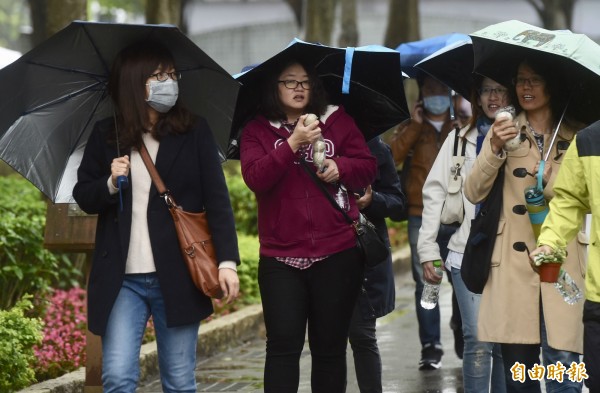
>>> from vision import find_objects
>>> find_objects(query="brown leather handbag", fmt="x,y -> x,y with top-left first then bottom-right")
139,143 -> 223,299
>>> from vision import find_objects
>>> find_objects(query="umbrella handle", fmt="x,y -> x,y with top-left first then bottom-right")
536,160 -> 545,193
117,175 -> 128,212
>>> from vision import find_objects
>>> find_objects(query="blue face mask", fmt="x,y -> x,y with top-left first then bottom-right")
423,95 -> 451,115
146,79 -> 179,113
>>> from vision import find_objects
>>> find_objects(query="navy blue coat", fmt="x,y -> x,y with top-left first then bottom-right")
73,117 -> 240,335
357,137 -> 406,319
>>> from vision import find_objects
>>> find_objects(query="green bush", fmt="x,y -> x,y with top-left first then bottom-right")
0,295 -> 43,392
206,234 -> 260,321
236,234 -> 260,304
224,161 -> 258,236
0,176 -> 82,309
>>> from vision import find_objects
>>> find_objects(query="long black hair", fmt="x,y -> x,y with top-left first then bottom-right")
108,39 -> 193,150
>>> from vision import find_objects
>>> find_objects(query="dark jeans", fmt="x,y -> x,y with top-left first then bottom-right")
348,300 -> 381,393
583,300 -> 600,392
258,247 -> 364,393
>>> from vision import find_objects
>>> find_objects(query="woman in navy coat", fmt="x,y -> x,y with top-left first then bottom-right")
73,40 -> 240,393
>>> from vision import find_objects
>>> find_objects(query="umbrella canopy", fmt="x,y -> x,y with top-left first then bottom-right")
396,33 -> 470,78
228,38 -> 409,159
0,21 -> 239,203
470,19 -> 600,125
414,38 -> 474,99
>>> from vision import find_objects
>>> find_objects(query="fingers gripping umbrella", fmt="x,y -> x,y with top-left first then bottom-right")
470,19 -> 600,125
0,21 -> 240,203
414,38 -> 474,100
396,33 -> 470,78
228,38 -> 410,159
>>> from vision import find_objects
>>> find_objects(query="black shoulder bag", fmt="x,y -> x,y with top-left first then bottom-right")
461,164 -> 505,294
300,160 -> 389,267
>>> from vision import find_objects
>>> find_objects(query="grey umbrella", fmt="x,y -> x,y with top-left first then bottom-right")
0,21 -> 239,203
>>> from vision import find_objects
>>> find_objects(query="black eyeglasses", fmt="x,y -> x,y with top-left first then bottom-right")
149,71 -> 181,82
278,80 -> 311,90
479,87 -> 508,97
512,76 -> 544,87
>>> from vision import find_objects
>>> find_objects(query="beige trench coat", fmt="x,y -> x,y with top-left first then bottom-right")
464,112 -> 586,353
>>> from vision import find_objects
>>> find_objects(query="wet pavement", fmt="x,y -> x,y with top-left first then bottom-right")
137,268 -> 465,392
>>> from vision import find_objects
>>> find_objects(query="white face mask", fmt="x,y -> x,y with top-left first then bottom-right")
146,79 -> 179,113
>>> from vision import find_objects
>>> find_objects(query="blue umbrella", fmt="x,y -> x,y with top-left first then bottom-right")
396,33 -> 470,77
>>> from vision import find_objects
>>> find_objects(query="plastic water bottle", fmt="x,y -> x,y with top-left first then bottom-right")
554,269 -> 583,305
421,260 -> 443,310
334,184 -> 350,212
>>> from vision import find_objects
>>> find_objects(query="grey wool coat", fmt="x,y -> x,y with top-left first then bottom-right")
464,111 -> 585,353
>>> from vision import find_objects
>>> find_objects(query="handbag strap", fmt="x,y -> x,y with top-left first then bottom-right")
299,159 -> 354,225
138,142 -> 178,207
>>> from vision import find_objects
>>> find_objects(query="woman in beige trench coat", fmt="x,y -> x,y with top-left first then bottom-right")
464,58 -> 586,393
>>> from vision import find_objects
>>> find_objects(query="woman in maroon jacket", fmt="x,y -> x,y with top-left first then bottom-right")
240,60 -> 376,392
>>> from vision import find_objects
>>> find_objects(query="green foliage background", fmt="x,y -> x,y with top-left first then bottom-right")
0,176 -> 82,310
0,296 -> 43,392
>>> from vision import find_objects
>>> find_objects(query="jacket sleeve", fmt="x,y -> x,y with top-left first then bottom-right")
464,126 -> 505,205
361,138 -> 406,221
240,120 -> 299,194
388,120 -> 422,165
73,122 -> 119,214
538,137 -> 589,249
417,130 -> 456,263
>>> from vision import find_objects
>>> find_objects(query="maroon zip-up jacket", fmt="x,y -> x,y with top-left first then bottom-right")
240,105 -> 376,258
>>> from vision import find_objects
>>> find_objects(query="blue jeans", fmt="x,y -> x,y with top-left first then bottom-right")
409,215 -> 456,347
102,273 -> 200,393
452,267 -> 506,393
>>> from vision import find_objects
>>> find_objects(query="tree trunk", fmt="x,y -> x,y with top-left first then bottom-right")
283,0 -> 304,26
338,0 -> 358,47
146,0 -> 181,25
305,0 -> 337,45
179,0 -> 190,34
28,0 -> 87,47
383,0 -> 420,48
525,0 -> 578,30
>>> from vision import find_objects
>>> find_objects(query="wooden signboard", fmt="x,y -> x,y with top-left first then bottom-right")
43,203 -> 97,252
43,202 -> 102,391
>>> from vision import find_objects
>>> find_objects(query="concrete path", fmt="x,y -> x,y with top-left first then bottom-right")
137,261 -> 465,392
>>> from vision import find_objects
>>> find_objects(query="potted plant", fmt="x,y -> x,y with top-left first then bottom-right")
533,247 -> 567,283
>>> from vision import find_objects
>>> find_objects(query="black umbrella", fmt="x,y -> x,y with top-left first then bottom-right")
414,38 -> 474,100
0,21 -> 239,203
227,38 -> 409,159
